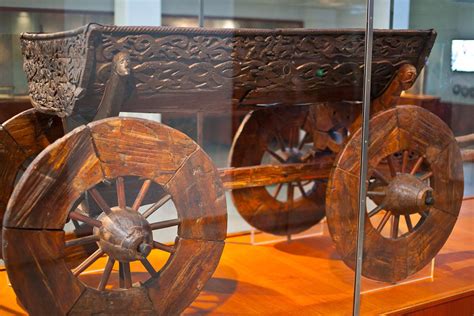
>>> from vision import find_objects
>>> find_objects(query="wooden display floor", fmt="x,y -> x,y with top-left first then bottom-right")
1,199 -> 473,315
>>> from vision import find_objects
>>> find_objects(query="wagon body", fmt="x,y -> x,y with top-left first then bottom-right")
21,24 -> 435,119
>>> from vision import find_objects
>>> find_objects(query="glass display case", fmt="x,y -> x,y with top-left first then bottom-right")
0,1 -> 472,315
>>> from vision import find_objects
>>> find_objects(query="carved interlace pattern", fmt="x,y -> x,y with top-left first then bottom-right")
21,32 -> 87,116
21,26 -> 431,116
93,31 -> 427,98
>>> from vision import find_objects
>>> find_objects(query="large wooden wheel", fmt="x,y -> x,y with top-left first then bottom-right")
0,109 -> 63,259
3,117 -> 227,315
230,106 -> 338,235
326,105 -> 464,283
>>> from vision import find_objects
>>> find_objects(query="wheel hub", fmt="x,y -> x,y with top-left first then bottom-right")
382,173 -> 434,215
94,207 -> 153,262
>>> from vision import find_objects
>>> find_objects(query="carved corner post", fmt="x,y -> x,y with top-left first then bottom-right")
94,51 -> 133,121
350,63 -> 417,134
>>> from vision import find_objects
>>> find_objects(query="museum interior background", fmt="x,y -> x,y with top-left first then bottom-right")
0,1 -> 473,315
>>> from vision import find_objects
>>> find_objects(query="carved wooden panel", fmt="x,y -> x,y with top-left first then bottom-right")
21,25 -> 436,118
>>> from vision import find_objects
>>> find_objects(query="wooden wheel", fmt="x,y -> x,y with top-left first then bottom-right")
230,105 -> 339,235
326,105 -> 464,282
3,117 -> 227,315
0,109 -> 63,259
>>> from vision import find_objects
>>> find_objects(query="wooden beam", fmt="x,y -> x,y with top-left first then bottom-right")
456,133 -> 474,148
218,159 -> 333,190
461,149 -> 474,162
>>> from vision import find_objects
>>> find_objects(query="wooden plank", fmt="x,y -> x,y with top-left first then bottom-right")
455,133 -> 474,148
88,117 -> 197,184
147,238 -> 225,316
3,125 -> 104,229
2,108 -> 63,157
218,160 -> 332,190
164,149 -> 227,241
69,286 -> 156,315
3,228 -> 85,315
461,149 -> 474,162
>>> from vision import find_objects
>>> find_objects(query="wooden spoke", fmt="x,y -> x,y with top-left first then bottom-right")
150,218 -> 181,230
141,258 -> 157,277
230,106 -> 326,236
419,171 -> 433,181
265,148 -> 285,163
410,156 -> 424,175
372,169 -> 390,185
419,210 -> 429,219
119,262 -> 132,289
296,181 -> 307,198
71,219 -> 81,230
132,179 -> 152,211
386,155 -> 397,177
274,130 -> 287,152
72,248 -> 104,277
69,194 -> 86,214
89,188 -> 112,215
404,214 -> 413,232
391,215 -> 400,239
153,241 -> 175,253
272,183 -> 283,199
69,211 -> 102,228
98,257 -> 115,291
367,191 -> 386,197
65,234 -> 100,248
288,126 -> 297,148
376,211 -> 391,233
142,194 -> 172,219
368,204 -> 384,217
287,182 -> 294,203
401,150 -> 409,173
116,177 -> 126,209
118,263 -> 124,288
298,131 -> 310,150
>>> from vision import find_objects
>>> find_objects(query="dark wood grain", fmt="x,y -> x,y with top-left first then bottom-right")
0,109 -> 63,258
146,238 -> 225,315
326,105 -> 463,282
2,117 -> 227,315
3,125 -> 103,230
3,228 -> 85,316
219,160 -> 332,190
229,106 -> 337,235
20,25 -> 435,117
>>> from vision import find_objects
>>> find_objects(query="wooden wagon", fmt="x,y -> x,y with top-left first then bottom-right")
0,24 -> 464,315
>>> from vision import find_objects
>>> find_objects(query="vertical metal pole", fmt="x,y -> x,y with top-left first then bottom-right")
352,0 -> 375,315
198,0 -> 204,27
196,0 -> 204,146
197,111 -> 204,146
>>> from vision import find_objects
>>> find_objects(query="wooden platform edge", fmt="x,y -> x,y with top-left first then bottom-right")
382,288 -> 474,316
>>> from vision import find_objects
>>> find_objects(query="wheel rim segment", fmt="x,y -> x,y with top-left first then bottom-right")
326,105 -> 463,282
230,106 -> 327,236
0,109 -> 63,259
2,117 -> 227,315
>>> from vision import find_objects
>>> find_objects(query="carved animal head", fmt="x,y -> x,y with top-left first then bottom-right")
113,51 -> 131,76
398,64 -> 417,90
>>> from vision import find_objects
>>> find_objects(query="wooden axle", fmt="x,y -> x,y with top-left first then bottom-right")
456,133 -> 474,148
218,159 -> 333,190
